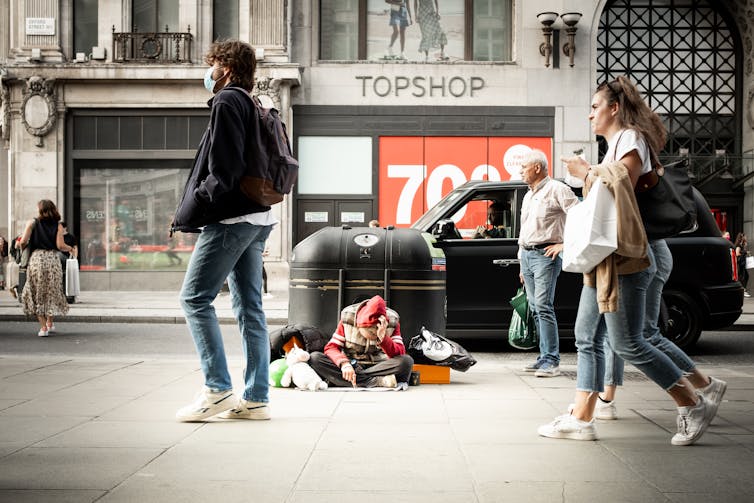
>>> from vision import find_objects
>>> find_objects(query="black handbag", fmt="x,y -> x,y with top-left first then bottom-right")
634,151 -> 697,240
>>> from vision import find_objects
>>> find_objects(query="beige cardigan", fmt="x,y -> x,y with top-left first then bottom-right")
582,161 -> 650,313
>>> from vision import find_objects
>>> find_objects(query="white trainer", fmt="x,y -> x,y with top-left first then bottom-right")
595,399 -> 617,420
699,376 -> 727,418
175,387 -> 236,422
538,414 -> 598,441
218,399 -> 271,420
373,374 -> 397,388
671,392 -> 716,446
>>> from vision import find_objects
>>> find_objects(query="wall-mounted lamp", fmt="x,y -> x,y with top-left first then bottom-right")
537,12 -> 559,68
561,12 -> 582,67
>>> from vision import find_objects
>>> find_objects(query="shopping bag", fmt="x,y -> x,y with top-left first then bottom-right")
746,256 -> 754,270
408,327 -> 477,372
562,178 -> 617,273
509,287 -> 528,319
508,307 -> 538,350
65,258 -> 80,297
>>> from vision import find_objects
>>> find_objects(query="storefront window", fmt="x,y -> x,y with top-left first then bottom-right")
77,163 -> 196,271
74,0 -> 98,55
133,0 -> 179,32
321,0 -> 360,60
297,136 -> 373,194
213,0 -> 239,40
320,0 -> 512,62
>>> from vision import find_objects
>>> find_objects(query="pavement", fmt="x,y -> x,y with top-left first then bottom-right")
1,272 -> 754,501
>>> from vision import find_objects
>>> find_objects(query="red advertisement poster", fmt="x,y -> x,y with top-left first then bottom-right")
379,136 -> 553,227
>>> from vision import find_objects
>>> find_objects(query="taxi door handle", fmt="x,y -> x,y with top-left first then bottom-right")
493,259 -> 520,267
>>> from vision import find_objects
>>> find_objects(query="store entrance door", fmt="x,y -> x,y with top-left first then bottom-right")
296,199 -> 375,244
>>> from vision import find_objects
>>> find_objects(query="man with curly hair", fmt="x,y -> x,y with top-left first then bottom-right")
172,39 -> 276,422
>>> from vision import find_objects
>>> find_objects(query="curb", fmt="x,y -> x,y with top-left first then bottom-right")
0,314 -> 290,325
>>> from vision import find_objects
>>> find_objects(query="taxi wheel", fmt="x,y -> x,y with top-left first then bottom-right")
661,291 -> 701,350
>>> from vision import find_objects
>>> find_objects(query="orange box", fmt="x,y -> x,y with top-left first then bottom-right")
413,364 -> 450,384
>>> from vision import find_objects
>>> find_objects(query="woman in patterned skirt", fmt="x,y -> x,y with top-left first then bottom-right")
415,0 -> 448,61
18,200 -> 76,336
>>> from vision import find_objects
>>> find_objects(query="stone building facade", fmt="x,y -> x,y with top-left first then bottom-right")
1,0 -> 753,290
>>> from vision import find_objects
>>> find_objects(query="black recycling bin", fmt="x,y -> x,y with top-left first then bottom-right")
289,226 -> 446,345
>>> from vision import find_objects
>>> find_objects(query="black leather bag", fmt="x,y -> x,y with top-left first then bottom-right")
635,155 -> 697,240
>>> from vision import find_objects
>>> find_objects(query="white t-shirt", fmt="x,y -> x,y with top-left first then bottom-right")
220,210 -> 278,227
604,128 -> 652,175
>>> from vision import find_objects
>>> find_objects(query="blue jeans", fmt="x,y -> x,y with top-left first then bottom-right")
604,240 -> 696,386
575,247 -> 684,392
180,222 -> 273,402
521,248 -> 562,365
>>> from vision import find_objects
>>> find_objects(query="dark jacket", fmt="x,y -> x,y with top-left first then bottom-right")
172,84 -> 269,233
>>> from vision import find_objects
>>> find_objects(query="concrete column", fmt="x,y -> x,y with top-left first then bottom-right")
10,0 -> 65,62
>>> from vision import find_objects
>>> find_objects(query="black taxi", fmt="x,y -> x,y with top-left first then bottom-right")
411,180 -> 743,350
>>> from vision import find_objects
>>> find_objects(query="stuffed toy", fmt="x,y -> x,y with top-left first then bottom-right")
269,358 -> 288,387
281,345 -> 328,391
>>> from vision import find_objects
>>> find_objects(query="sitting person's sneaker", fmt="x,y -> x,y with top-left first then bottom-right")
523,360 -> 542,372
594,398 -> 617,420
37,328 -> 49,337
671,393 -> 716,446
373,374 -> 397,388
534,362 -> 560,377
218,399 -> 271,420
538,414 -> 598,441
175,387 -> 236,422
46,324 -> 56,334
699,376 -> 727,417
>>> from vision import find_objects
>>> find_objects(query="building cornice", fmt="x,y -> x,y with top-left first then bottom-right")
1,63 -> 302,86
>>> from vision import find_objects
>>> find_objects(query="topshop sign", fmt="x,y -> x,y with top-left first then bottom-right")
356,75 -> 485,98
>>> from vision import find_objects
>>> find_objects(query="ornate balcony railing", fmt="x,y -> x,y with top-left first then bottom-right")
112,26 -> 192,63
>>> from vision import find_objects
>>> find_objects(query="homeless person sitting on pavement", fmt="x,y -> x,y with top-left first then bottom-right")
309,295 -> 413,390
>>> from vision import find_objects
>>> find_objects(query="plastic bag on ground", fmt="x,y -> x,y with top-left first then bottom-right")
408,327 -> 477,372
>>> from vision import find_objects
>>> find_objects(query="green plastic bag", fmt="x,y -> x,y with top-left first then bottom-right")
508,288 -> 538,350
510,287 -> 529,319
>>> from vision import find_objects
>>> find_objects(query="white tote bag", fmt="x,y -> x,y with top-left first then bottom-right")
65,258 -> 80,297
562,178 -> 618,273
746,255 -> 754,270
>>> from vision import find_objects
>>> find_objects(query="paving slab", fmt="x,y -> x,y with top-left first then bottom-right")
0,353 -> 752,501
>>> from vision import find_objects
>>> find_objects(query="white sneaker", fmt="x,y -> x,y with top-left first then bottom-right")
46,324 -> 56,333
373,374 -> 397,388
218,398 -> 271,420
537,414 -> 597,440
37,329 -> 49,337
538,414 -> 597,441
595,398 -> 617,420
699,377 -> 727,418
671,393 -> 716,446
175,387 -> 236,422
263,292 -> 273,299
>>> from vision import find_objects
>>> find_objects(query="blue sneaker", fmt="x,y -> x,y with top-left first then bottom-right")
535,362 -> 561,378
523,359 -> 542,372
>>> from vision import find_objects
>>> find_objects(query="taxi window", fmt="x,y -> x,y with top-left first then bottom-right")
450,192 -> 517,239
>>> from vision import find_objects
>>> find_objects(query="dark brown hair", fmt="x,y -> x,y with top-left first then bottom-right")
596,76 -> 667,156
37,199 -> 61,222
205,39 -> 256,91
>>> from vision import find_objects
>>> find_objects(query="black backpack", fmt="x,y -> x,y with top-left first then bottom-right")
269,324 -> 329,361
233,89 -> 299,206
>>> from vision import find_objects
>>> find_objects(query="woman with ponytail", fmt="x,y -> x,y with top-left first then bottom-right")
538,76 -> 724,446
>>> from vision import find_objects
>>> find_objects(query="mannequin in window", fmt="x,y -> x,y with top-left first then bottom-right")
415,0 -> 448,61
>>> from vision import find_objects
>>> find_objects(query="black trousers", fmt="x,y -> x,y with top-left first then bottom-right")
309,351 -> 413,387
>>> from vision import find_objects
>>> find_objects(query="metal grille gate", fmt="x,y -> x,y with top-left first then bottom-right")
596,0 -> 740,157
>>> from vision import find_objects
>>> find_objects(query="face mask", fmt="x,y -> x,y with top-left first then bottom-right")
204,66 -> 219,94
